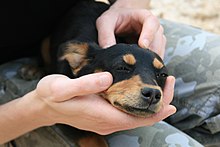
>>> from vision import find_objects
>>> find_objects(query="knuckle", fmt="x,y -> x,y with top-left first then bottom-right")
49,78 -> 60,95
96,13 -> 108,26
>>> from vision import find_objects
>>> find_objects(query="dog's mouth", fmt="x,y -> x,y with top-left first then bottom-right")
113,101 -> 156,117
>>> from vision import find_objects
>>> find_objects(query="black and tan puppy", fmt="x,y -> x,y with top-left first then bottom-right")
20,0 -> 168,146
50,1 -> 168,146
49,0 -> 168,118
58,41 -> 168,117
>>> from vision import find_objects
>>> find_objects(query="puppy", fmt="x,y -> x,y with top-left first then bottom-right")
57,41 -> 167,117
20,1 -> 168,146
51,1 -> 168,146
49,0 -> 168,117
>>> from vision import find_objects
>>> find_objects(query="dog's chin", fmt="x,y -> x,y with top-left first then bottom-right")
98,92 -> 162,117
113,102 -> 161,117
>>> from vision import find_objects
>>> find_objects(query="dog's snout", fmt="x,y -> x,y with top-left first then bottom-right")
141,87 -> 161,104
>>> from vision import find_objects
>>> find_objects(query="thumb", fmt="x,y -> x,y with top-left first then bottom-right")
37,72 -> 113,102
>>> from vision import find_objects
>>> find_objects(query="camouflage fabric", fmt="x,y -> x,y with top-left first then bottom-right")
0,58 -> 39,104
106,122 -> 203,147
162,19 -> 220,147
0,57 -> 204,147
0,61 -> 204,147
2,18 -> 220,146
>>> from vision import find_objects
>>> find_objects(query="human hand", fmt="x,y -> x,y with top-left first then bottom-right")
34,72 -> 176,135
96,1 -> 166,58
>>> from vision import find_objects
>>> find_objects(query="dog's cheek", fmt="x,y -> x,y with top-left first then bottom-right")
104,76 -> 142,106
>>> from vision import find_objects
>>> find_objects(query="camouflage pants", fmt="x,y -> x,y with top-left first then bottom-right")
162,20 -> 220,147
2,19 -> 220,146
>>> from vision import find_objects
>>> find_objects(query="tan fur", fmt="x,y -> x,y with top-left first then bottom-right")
153,58 -> 164,69
105,75 -> 163,117
59,42 -> 89,74
123,54 -> 136,65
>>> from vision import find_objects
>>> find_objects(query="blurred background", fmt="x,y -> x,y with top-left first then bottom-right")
150,0 -> 220,34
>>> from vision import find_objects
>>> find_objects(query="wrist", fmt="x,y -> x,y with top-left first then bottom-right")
111,0 -> 150,9
0,90 -> 56,143
19,90 -> 56,127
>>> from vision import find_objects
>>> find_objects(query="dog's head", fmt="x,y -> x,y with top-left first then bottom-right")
59,41 -> 168,117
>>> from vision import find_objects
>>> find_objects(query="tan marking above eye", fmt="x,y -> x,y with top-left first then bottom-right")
123,54 -> 136,65
153,58 -> 164,69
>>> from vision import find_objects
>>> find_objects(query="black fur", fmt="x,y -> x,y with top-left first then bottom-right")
21,1 -> 169,146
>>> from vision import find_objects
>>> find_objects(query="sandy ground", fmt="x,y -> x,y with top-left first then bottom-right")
150,0 -> 220,34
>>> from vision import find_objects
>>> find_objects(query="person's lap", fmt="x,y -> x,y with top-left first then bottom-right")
162,20 -> 220,146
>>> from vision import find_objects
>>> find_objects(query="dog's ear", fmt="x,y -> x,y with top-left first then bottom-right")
59,41 -> 100,75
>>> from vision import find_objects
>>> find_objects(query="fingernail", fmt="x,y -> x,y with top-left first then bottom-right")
143,39 -> 150,48
99,73 -> 112,87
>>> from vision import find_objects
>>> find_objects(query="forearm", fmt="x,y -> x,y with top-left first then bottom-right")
110,0 -> 151,9
0,91 -> 51,144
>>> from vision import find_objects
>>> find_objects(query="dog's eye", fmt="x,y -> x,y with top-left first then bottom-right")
156,73 -> 168,78
116,66 -> 131,73
161,73 -> 168,77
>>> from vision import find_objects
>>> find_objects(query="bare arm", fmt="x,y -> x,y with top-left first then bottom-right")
0,0 -> 176,144
0,72 -> 175,144
0,73 -> 112,144
0,91 -> 51,143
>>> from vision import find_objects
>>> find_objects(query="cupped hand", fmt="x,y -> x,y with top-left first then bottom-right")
35,72 -> 176,135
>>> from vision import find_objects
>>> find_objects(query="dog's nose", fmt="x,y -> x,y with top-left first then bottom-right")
141,87 -> 161,104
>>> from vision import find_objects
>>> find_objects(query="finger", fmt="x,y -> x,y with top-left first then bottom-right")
96,14 -> 117,48
149,104 -> 177,123
163,76 -> 175,105
38,72 -> 113,102
91,76 -> 176,131
160,35 -> 167,59
110,104 -> 176,132
138,12 -> 160,48
149,25 -> 166,59
36,74 -> 69,99
53,72 -> 113,102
